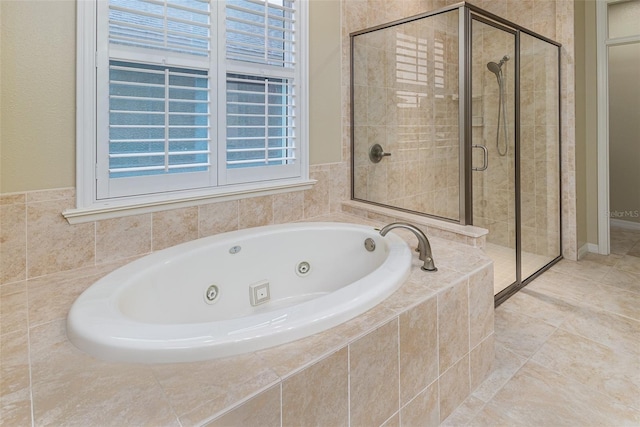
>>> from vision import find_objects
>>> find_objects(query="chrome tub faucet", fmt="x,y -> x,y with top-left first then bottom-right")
379,222 -> 437,272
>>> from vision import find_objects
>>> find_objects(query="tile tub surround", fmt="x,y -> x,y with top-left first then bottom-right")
0,213 -> 494,427
0,163 -> 346,286
341,200 -> 488,249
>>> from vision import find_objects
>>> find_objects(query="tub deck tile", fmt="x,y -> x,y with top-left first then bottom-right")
3,214 -> 494,426
29,320 -> 179,427
151,354 -> 280,427
255,329 -> 347,379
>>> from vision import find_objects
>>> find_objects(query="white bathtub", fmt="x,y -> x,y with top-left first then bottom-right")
67,222 -> 412,363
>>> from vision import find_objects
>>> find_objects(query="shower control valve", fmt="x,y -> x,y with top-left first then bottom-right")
369,144 -> 391,163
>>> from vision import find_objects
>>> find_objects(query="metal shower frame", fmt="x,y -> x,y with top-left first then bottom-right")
349,1 -> 564,304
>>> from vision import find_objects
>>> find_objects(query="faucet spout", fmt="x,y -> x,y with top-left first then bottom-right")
379,222 -> 437,272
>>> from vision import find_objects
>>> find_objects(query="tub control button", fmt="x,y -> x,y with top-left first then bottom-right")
249,280 -> 271,306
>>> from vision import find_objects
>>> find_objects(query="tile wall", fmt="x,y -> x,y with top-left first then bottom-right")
342,0 -> 577,260
471,17 -> 561,260
1,207 -> 495,426
0,1 -> 577,422
519,34 -> 562,258
352,10 -> 461,220
0,0 -> 578,287
470,18 -> 518,249
0,163 -> 347,286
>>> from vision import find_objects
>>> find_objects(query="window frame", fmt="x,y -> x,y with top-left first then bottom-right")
66,0 -> 311,224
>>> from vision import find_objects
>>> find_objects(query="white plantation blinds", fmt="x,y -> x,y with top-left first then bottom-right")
225,0 -> 295,67
106,0 -> 211,186
226,74 -> 295,168
93,0 -> 303,200
224,0 -> 298,178
109,0 -> 210,60
108,62 -> 210,177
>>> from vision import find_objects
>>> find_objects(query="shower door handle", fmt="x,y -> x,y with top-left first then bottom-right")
472,144 -> 488,171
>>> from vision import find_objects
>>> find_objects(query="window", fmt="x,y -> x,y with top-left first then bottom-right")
70,0 -> 309,220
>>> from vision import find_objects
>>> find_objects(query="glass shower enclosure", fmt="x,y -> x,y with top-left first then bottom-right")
350,2 -> 562,303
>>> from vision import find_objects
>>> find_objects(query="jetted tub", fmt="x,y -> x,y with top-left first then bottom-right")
67,222 -> 412,363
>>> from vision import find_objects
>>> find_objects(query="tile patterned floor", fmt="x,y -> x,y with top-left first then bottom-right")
443,225 -> 640,426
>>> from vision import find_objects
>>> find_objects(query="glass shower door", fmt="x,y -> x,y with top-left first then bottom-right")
519,32 -> 561,280
470,17 -> 517,295
351,9 -> 462,222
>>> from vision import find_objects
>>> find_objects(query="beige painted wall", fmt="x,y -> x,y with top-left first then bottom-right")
0,0 -> 76,192
583,1 -> 599,243
0,0 -> 342,194
574,0 -> 588,249
609,42 -> 640,223
309,0 -> 343,165
574,0 -> 600,247
574,1 -> 598,248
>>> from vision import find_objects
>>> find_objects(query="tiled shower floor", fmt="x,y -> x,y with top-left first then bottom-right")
443,224 -> 640,425
484,243 -> 554,294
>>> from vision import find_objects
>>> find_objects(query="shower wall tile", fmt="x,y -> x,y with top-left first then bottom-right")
505,0 -> 533,24
345,0 -> 577,258
351,9 -> 461,222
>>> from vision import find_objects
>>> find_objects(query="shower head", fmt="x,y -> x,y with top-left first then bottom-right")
486,55 -> 510,82
487,61 -> 502,85
487,61 -> 502,75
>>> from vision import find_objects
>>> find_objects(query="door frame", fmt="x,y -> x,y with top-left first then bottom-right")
596,0 -> 640,254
